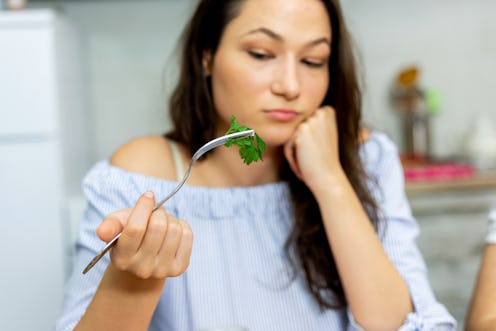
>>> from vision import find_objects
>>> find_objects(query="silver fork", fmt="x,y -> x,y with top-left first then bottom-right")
82,129 -> 255,274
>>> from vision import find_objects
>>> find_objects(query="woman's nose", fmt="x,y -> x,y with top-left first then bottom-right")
271,57 -> 300,100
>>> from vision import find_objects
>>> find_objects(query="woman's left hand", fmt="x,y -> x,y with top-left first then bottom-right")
283,106 -> 345,192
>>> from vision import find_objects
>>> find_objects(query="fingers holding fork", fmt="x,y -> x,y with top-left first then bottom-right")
92,191 -> 193,279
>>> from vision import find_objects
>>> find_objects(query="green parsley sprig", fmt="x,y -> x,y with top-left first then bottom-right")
224,115 -> 266,165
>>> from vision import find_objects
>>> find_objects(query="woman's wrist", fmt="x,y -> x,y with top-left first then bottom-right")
310,171 -> 350,194
75,265 -> 166,331
310,170 -> 350,202
103,263 -> 167,293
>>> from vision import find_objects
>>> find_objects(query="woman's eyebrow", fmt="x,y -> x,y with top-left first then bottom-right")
307,37 -> 331,48
243,27 -> 283,41
243,27 -> 330,47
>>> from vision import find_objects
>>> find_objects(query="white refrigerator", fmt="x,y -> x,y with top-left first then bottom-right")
0,9 -> 89,331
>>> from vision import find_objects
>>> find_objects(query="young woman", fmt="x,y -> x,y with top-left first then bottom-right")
466,207 -> 496,331
56,0 -> 456,330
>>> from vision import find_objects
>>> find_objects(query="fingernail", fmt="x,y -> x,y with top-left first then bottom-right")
144,191 -> 154,198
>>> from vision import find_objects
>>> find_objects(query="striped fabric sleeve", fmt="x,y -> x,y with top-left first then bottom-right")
347,133 -> 457,330
54,161 -> 142,331
485,207 -> 496,244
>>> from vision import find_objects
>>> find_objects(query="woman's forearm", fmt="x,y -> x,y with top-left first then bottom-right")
74,264 -> 166,331
466,244 -> 496,331
313,174 -> 412,331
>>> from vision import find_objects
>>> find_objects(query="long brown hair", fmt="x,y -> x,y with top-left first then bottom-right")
166,0 -> 379,309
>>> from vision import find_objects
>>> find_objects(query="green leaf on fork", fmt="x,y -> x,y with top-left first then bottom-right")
224,115 -> 266,165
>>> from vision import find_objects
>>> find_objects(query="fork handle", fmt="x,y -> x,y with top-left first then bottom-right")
82,165 -> 192,275
82,232 -> 121,274
82,129 -> 255,274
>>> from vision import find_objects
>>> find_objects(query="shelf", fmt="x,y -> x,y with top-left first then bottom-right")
404,170 -> 496,216
405,170 -> 496,196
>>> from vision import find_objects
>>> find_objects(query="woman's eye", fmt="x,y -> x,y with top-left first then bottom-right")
248,50 -> 273,60
302,59 -> 326,68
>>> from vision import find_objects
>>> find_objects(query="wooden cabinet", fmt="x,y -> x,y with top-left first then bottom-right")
406,174 -> 496,330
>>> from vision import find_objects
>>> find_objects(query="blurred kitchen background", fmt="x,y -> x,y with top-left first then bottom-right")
1,0 -> 495,330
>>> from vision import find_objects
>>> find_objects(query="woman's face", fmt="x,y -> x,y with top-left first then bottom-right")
206,0 -> 332,147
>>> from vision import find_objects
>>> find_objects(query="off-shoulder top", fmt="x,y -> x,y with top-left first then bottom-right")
55,131 -> 456,331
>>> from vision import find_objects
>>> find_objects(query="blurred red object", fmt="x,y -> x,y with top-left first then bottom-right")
402,161 -> 476,182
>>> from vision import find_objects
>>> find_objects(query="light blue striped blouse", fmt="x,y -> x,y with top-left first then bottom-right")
55,131 -> 456,331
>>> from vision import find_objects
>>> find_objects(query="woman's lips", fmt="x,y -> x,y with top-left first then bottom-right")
264,109 -> 299,121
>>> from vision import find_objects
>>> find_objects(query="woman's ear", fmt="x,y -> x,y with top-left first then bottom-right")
202,51 -> 212,77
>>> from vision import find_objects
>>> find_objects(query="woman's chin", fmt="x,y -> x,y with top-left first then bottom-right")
257,128 -> 295,147
260,136 -> 292,149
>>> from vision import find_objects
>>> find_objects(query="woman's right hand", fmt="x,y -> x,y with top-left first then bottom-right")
96,191 -> 193,279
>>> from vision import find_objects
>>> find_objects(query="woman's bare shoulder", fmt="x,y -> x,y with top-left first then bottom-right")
359,128 -> 371,143
109,135 -> 177,180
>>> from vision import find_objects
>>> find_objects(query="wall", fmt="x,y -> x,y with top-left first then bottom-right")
30,0 -> 496,165
30,0 -> 195,164
342,0 -> 496,158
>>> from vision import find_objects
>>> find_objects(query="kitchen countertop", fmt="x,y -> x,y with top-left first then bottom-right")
405,170 -> 496,216
406,170 -> 496,196
405,171 -> 496,329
